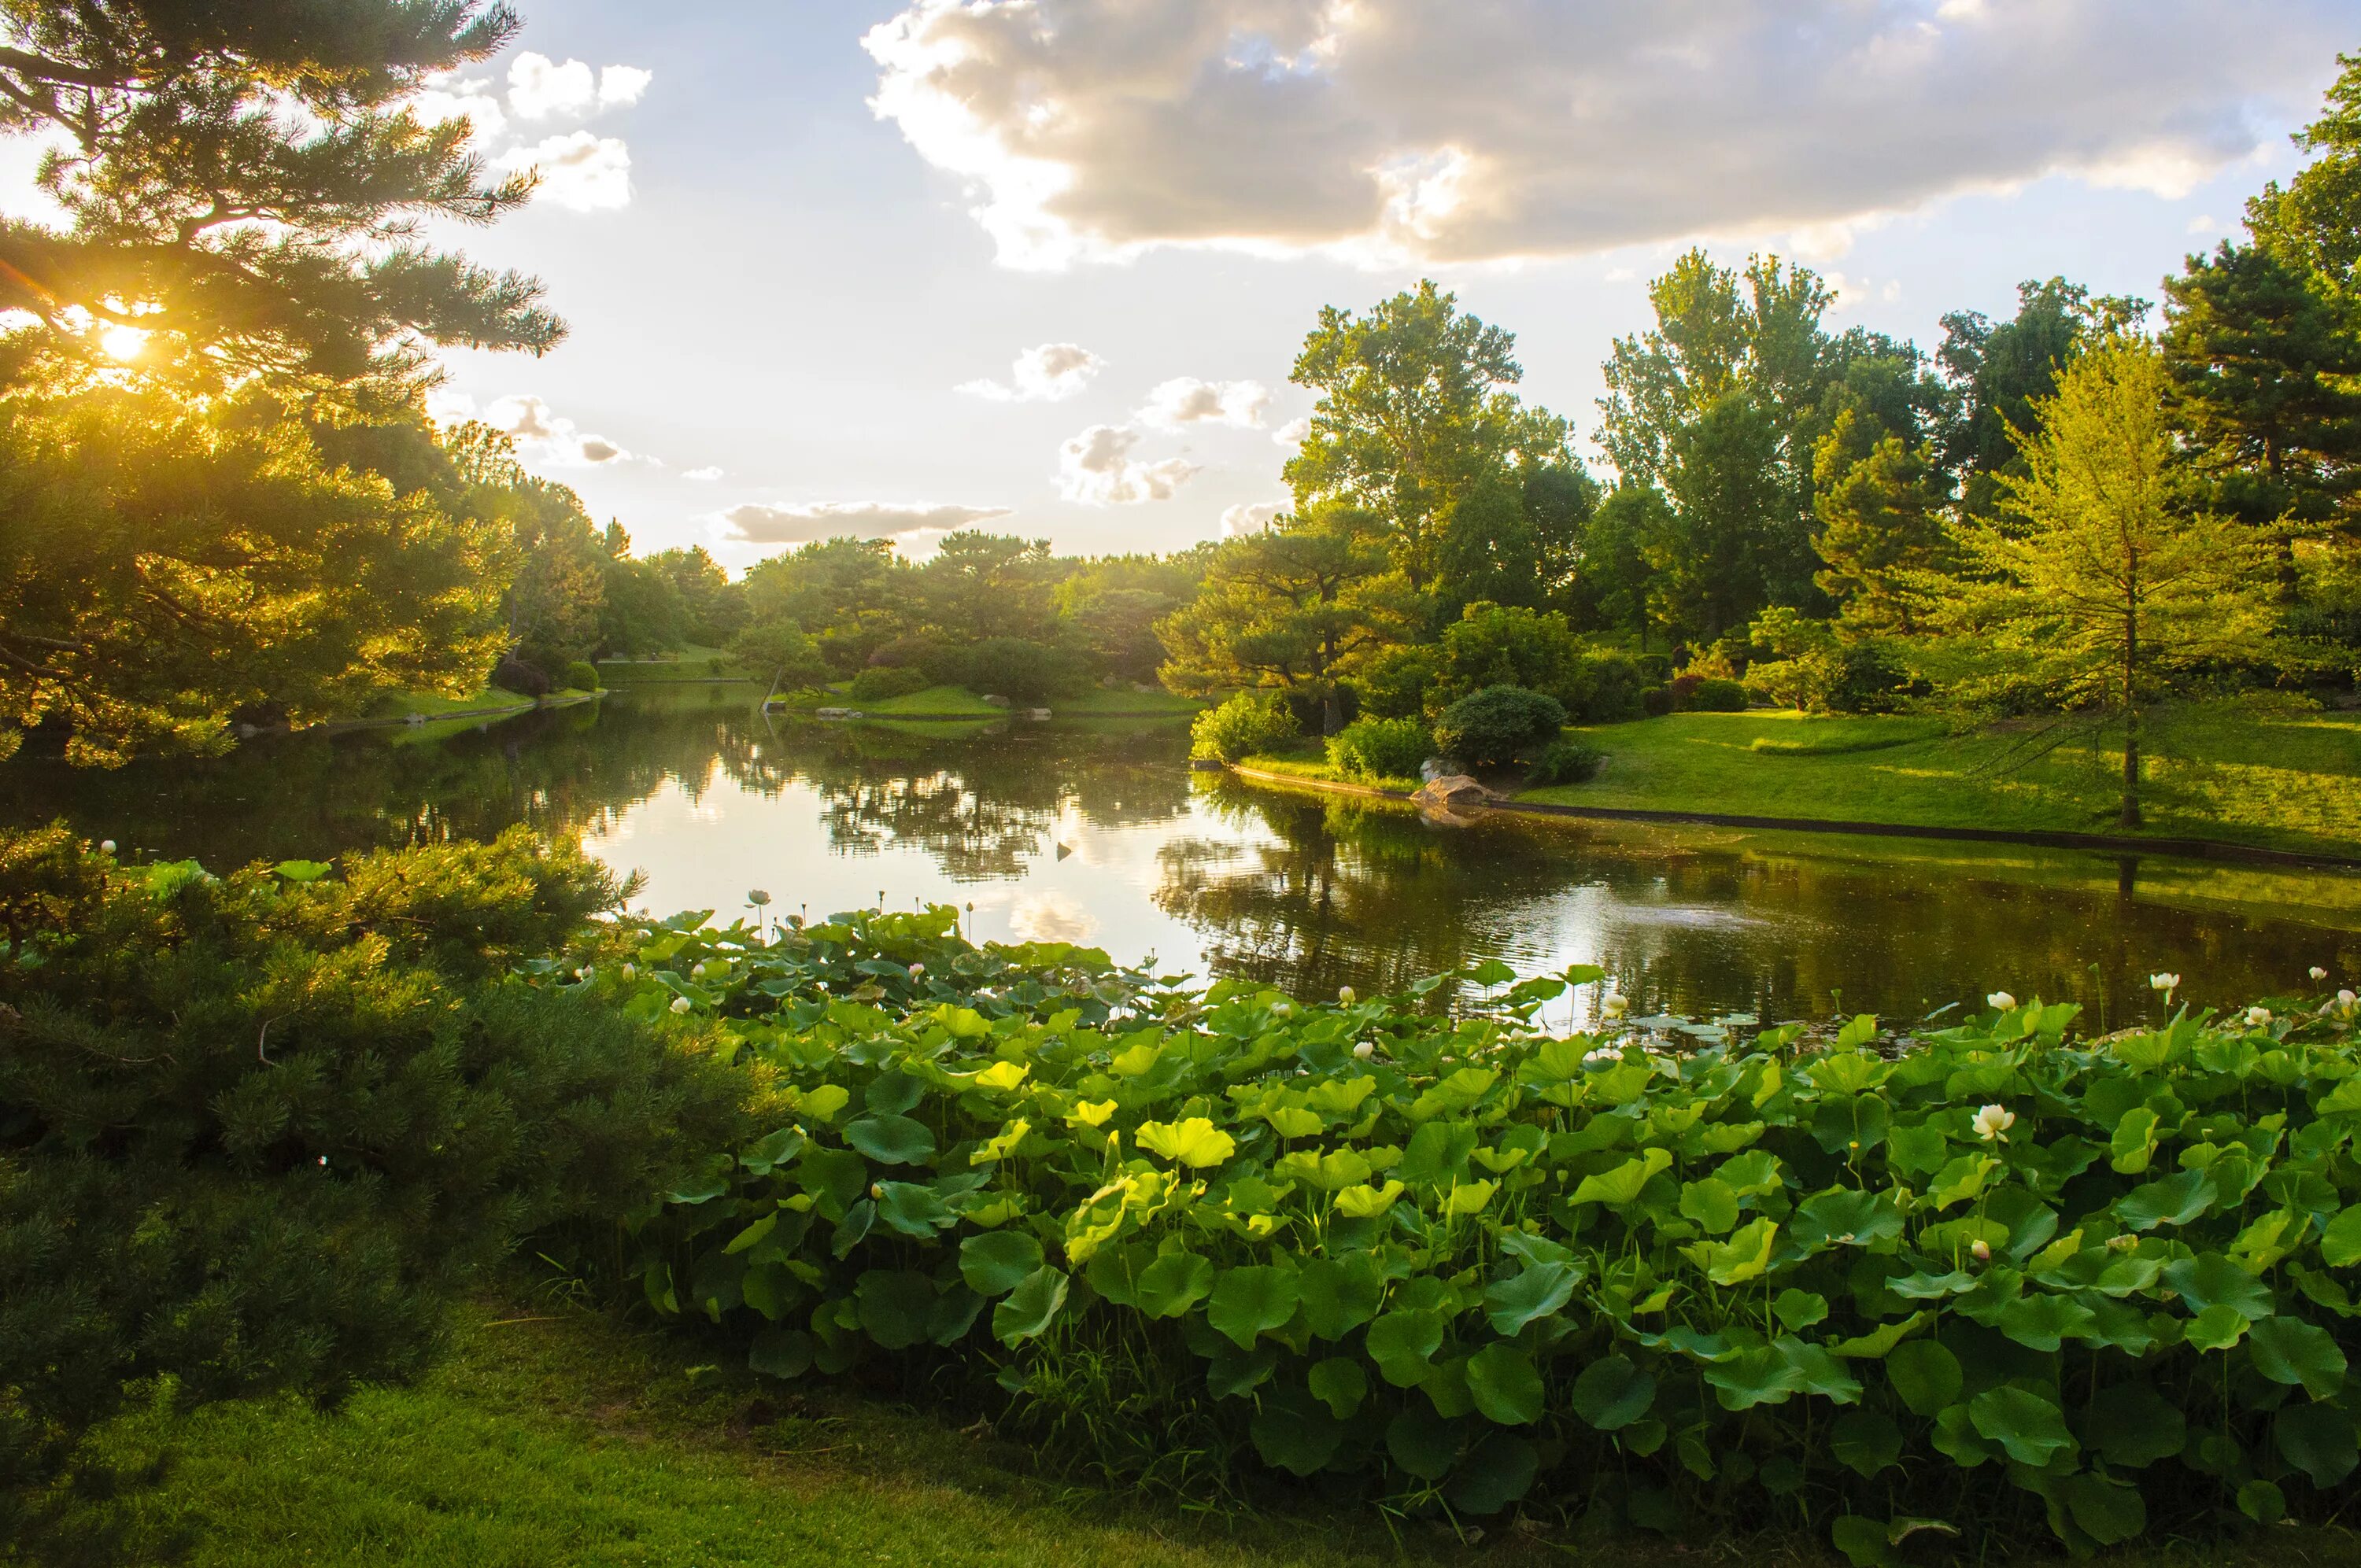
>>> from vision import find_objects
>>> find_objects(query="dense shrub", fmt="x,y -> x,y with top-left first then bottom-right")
1191,691 -> 1300,762
1642,684 -> 1674,718
491,651 -> 551,698
1828,641 -> 1925,714
1682,677 -> 1750,712
846,665 -> 931,703
1432,684 -> 1566,768
1524,736 -> 1606,785
0,828 -> 751,1530
962,638 -> 1091,705
596,912 -> 2361,1559
1350,646 -> 1438,721
563,659 -> 600,693
1568,649 -> 1648,724
1325,716 -> 1431,784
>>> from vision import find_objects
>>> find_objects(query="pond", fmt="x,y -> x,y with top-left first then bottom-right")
9,684 -> 2357,1026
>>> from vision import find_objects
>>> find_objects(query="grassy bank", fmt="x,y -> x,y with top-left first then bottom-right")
596,645 -> 743,684
56,1298 -> 2354,1568
1247,701 -> 2361,858
60,1299 -> 1517,1568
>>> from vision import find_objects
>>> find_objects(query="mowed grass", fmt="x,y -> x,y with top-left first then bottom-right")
1057,686 -> 1206,716
373,684 -> 535,718
57,1301 -> 1520,1568
596,645 -> 745,684
855,684 -> 1008,717
52,1298 -> 2361,1568
1512,703 -> 2361,858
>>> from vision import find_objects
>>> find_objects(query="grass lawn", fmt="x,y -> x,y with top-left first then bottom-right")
1057,686 -> 1206,716
1236,750 -> 1421,793
372,684 -> 535,719
854,684 -> 1008,717
1517,703 -> 2361,858
1246,701 -> 2361,859
596,644 -> 746,684
53,1297 -> 2359,1568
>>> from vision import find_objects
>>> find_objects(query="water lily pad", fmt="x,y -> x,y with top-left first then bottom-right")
1483,1260 -> 1580,1335
2116,1168 -> 2219,1230
843,1113 -> 937,1166
874,1181 -> 956,1236
1251,1389 -> 1346,1475
958,1230 -> 1044,1297
1308,1356 -> 1367,1418
2277,1402 -> 2359,1488
1465,1342 -> 1544,1425
1135,1250 -> 1216,1319
748,1326 -> 812,1379
1299,1253 -> 1384,1339
1443,1432 -> 1538,1515
1207,1264 -> 1299,1350
991,1265 -> 1069,1343
1831,1409 -> 1902,1478
2086,1379 -> 2184,1467
1398,1120 -> 1479,1185
1368,1308 -> 1446,1386
2248,1315 -> 2348,1398
2163,1253 -> 2273,1320
1886,1340 -> 1961,1417
2061,1474 -> 2145,1546
1967,1385 -> 2075,1465
1132,1116 -> 1236,1168
855,1268 -> 936,1349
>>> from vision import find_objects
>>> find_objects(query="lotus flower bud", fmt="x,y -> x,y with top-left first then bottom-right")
1986,991 -> 2016,1012
1353,1041 -> 1375,1061
670,995 -> 692,1014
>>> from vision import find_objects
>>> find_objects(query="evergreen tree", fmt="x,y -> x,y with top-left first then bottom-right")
2163,242 -> 2361,580
1924,338 -> 2276,827
0,0 -> 558,393
1812,411 -> 1952,634
1155,504 -> 1411,731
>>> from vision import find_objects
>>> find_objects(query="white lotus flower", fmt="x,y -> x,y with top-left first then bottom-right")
1338,986 -> 1356,1005
620,964 -> 636,980
2313,967 -> 2330,981
98,839 -> 116,854
1583,1046 -> 1618,1065
691,961 -> 707,979
2149,973 -> 2179,994
2342,990 -> 2358,1009
1986,991 -> 2016,1012
1971,1238 -> 1992,1262
909,963 -> 925,976
1353,1041 -> 1375,1061
1971,1104 -> 2016,1142
1602,996 -> 1629,1020
2245,1006 -> 2274,1028
669,995 -> 692,1014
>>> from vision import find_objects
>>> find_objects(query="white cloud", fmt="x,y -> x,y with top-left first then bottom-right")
1137,377 -> 1272,430
1272,416 -> 1310,448
412,75 -> 508,146
959,341 -> 1104,402
863,0 -> 2347,269
508,53 -> 598,119
1221,501 -> 1285,536
498,131 -> 633,211
683,465 -> 725,481
719,500 -> 1014,546
435,392 -> 638,467
1824,271 -> 1903,315
1055,424 -> 1198,505
2187,212 -> 2219,234
599,65 -> 654,109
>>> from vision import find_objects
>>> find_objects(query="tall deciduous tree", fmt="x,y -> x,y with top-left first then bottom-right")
1812,411 -> 1952,634
1285,281 -> 1586,618
1936,278 -> 2146,519
2246,50 -> 2361,301
1925,338 -> 2277,827
0,0 -> 558,392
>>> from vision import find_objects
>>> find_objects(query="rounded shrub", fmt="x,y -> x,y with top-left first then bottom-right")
846,665 -> 930,703
1641,684 -> 1674,718
1683,676 -> 1750,712
1325,716 -> 1431,784
1570,649 -> 1648,723
1190,690 -> 1299,762
562,659 -> 600,693
1524,736 -> 1606,785
965,638 -> 1090,704
1432,684 -> 1567,769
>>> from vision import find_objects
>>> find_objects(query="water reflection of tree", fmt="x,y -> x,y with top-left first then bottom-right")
2,692 -> 1198,891
1157,781 -> 2353,1025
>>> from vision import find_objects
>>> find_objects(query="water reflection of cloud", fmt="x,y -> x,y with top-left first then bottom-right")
1010,889 -> 1097,943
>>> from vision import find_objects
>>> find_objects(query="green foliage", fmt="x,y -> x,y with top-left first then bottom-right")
1191,691 -> 1301,763
1325,718 -> 1430,784
562,661 -> 600,694
1432,686 -> 1566,768
1524,738 -> 1605,787
584,905 -> 2361,1555
1679,677 -> 1748,713
0,827 -> 751,1536
727,620 -> 829,703
848,666 -> 932,704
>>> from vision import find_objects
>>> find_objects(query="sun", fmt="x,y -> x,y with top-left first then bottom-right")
98,323 -> 148,360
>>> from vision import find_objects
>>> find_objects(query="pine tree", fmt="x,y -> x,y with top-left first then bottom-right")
1812,410 -> 1953,634
0,0 -> 559,393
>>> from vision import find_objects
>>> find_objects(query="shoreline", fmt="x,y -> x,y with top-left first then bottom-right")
1225,762 -> 2361,873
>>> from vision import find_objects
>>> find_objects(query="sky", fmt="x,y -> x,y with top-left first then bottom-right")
397,0 -> 2361,570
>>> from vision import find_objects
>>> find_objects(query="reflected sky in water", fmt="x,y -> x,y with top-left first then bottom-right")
7,684 -> 2355,1025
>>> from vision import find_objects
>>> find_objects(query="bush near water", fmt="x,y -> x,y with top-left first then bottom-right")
583,905 -> 2361,1559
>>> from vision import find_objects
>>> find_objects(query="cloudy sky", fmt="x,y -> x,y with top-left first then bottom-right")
412,0 -> 2356,569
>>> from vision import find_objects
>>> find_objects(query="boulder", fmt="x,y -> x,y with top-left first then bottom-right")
1412,773 -> 1493,811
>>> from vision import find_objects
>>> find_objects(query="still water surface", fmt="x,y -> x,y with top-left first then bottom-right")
9,685 -> 2357,1025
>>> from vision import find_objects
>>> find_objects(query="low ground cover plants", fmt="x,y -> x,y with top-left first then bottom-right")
578,906 -> 2361,1562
